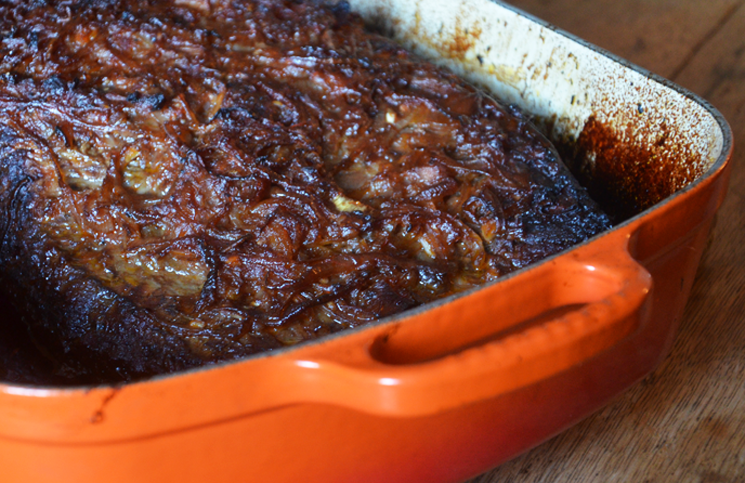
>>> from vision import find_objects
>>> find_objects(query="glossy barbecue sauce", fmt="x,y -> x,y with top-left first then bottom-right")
0,0 -> 610,380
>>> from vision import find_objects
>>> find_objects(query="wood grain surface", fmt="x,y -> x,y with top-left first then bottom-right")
467,1 -> 745,482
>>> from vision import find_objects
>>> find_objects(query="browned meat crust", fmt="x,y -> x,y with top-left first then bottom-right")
0,0 -> 610,383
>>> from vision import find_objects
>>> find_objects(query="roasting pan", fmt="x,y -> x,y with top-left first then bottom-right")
0,0 -> 732,482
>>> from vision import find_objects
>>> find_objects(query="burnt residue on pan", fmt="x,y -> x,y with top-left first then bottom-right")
364,0 -> 485,61
554,116 -> 682,222
552,98 -> 714,222
440,19 -> 483,59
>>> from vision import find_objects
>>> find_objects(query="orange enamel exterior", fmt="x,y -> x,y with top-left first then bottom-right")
0,1 -> 733,482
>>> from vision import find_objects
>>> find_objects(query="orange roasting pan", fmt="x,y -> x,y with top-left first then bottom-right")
0,0 -> 732,482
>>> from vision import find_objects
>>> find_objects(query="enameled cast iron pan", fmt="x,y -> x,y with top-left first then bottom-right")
0,0 -> 732,482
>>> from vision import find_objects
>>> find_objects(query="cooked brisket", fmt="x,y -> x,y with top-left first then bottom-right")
0,0 -> 611,383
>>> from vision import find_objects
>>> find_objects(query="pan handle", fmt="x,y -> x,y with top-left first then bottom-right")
286,232 -> 652,417
0,232 -> 651,442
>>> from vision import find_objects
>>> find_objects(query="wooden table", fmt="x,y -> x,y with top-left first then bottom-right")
467,1 -> 745,482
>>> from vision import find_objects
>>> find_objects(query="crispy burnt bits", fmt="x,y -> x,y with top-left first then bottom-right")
0,0 -> 610,383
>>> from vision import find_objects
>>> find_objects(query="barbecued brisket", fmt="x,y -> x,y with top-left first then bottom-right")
0,0 -> 611,383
